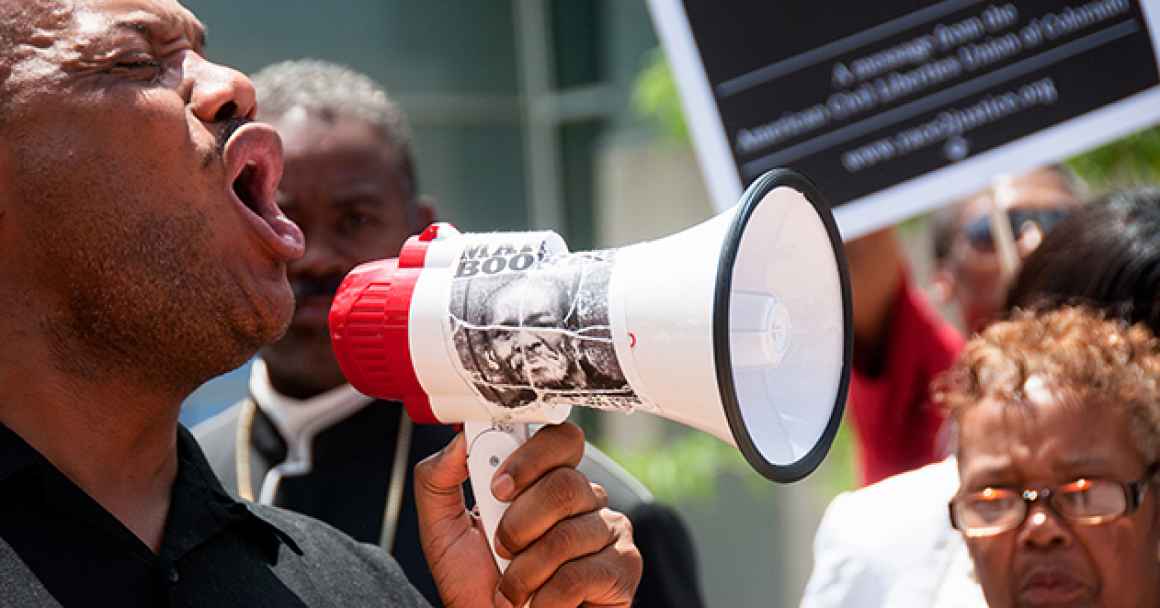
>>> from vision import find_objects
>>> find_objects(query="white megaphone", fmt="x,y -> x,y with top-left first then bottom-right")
329,168 -> 852,569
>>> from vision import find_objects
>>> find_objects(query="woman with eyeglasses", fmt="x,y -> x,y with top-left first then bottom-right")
802,187 -> 1158,608
937,306 -> 1160,608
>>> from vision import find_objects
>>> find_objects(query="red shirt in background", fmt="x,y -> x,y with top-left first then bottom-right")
849,274 -> 964,486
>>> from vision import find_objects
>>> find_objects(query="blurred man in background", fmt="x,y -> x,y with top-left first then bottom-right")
846,165 -> 1082,485
802,188 -> 1159,607
195,60 -> 703,608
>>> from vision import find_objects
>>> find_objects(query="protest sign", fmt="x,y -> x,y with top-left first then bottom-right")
649,0 -> 1160,238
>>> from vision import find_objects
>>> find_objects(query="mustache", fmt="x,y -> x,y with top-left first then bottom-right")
292,275 -> 345,300
201,117 -> 252,169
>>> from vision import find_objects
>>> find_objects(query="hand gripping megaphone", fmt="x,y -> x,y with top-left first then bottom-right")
329,168 -> 852,569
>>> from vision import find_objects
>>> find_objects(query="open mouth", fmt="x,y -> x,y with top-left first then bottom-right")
234,164 -> 262,215
222,122 -> 305,263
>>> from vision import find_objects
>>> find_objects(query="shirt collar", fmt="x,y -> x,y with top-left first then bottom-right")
170,424 -> 302,558
248,358 -> 374,468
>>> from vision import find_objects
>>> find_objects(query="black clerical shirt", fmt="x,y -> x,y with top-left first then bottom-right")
0,422 -> 430,608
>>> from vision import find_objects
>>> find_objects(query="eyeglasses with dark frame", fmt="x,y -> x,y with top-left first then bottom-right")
949,462 -> 1160,538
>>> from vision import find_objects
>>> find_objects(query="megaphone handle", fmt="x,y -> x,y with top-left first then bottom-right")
465,419 -> 530,574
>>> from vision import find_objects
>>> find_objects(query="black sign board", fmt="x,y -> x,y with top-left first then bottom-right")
650,0 -> 1160,237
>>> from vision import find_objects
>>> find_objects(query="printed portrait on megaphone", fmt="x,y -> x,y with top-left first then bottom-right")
450,246 -> 641,411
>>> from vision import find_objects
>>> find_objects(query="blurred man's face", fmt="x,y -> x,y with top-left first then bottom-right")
0,0 -> 304,389
943,169 -> 1079,331
260,111 -> 424,397
486,282 -> 574,388
956,390 -> 1160,608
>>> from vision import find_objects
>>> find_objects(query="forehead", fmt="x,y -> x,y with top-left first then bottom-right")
272,110 -> 402,189
959,170 -> 1079,223
957,393 -> 1143,481
72,0 -> 204,44
273,110 -> 389,161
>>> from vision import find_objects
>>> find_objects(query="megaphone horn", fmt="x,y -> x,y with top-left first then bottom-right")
330,168 -> 853,568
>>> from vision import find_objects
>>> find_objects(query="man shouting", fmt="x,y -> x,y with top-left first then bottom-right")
0,1 -> 641,607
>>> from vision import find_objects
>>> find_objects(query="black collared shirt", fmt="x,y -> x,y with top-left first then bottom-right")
196,399 -> 706,608
248,401 -> 457,605
0,422 -> 430,608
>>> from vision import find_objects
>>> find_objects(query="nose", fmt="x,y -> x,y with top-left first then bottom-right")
291,232 -> 347,280
1018,504 -> 1072,551
183,52 -> 257,124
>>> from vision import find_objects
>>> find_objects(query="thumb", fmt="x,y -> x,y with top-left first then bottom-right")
414,432 -> 470,522
417,432 -> 501,607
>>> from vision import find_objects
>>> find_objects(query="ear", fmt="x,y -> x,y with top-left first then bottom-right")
413,195 -> 437,231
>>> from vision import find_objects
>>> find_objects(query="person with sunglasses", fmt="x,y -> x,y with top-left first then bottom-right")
846,166 -> 1082,488
938,306 -> 1160,608
929,167 -> 1083,335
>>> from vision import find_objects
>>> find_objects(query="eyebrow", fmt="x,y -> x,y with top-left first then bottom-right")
111,16 -> 207,53
1053,455 -> 1115,474
332,185 -> 387,200
959,455 -> 1014,484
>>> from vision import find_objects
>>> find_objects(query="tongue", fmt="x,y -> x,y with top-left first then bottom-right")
234,166 -> 305,259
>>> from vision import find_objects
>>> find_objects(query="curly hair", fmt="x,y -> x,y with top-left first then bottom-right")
933,306 -> 1160,460
251,59 -> 417,195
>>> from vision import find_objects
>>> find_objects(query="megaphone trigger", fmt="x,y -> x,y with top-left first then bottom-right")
463,420 -> 529,572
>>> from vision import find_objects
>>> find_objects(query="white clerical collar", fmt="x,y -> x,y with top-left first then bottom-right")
248,358 -> 374,466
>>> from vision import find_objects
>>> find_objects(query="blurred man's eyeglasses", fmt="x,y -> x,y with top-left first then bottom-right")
962,209 -> 1071,252
949,463 -> 1160,538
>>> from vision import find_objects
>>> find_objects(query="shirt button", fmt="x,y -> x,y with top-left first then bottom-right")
167,568 -> 180,584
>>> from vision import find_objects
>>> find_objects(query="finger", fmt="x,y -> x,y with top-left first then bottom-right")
491,422 -> 585,502
414,434 -> 477,568
414,432 -> 469,518
528,538 -> 642,608
495,467 -> 602,558
590,483 -> 609,509
497,509 -> 626,607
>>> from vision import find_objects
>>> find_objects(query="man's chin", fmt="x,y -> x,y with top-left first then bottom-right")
240,281 -> 297,347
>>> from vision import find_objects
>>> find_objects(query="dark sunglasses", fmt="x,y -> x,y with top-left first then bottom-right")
963,208 -> 1071,252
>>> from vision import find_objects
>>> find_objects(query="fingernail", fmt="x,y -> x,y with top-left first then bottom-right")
494,589 -> 514,608
491,472 -> 515,501
493,534 -> 512,560
442,433 -> 464,456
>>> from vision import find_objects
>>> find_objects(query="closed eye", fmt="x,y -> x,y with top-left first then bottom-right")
110,59 -> 162,80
